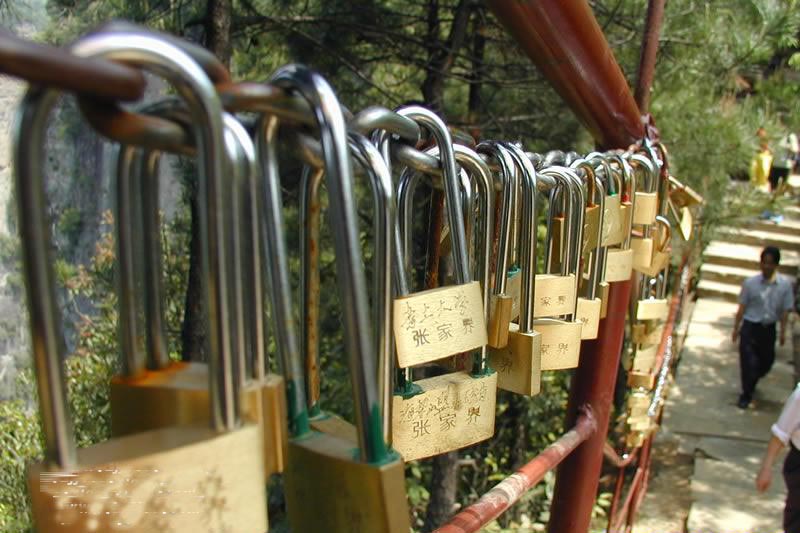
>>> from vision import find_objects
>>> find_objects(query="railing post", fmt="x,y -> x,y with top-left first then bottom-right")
548,279 -> 633,533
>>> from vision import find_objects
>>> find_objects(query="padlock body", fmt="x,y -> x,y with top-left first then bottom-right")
310,411 -> 358,443
601,195 -> 624,246
488,323 -> 542,396
28,424 -> 267,532
636,298 -> 669,321
627,371 -> 656,389
604,248 -> 633,282
392,371 -> 497,461
112,363 -> 288,478
533,319 -> 583,370
487,293 -> 513,348
633,191 -> 658,225
242,374 -> 288,477
583,204 -> 601,256
508,273 -> 578,320
393,281 -> 488,368
599,281 -> 610,318
110,362 -> 209,435
575,297 -> 602,339
284,433 -> 410,533
630,237 -> 654,274
632,322 -> 664,345
632,345 -> 658,373
637,250 -> 670,277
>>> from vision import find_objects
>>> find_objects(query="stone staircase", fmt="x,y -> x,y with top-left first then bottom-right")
698,205 -> 800,302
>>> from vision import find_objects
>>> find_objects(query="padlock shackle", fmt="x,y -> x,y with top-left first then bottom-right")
345,132 -> 397,450
502,143 -> 539,334
570,159 -> 607,301
476,142 -> 517,296
607,153 -> 637,249
115,144 -> 149,378
351,106 -> 421,146
396,106 -> 472,285
452,144 -> 495,375
16,32 -> 233,469
271,65 -> 386,464
222,114 -> 263,389
654,215 -> 672,299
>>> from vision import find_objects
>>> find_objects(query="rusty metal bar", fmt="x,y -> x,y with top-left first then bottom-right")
486,0 -> 643,148
634,0 -> 667,113
0,29 -> 145,101
433,408 -> 597,533
603,442 -> 640,469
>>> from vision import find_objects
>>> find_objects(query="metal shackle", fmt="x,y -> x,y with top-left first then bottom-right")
502,143 -> 539,334
570,158 -> 607,300
270,64 -> 385,463
15,31 -> 230,470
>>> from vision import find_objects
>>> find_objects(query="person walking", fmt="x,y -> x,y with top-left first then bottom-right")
756,383 -> 800,532
732,246 -> 794,409
770,131 -> 799,193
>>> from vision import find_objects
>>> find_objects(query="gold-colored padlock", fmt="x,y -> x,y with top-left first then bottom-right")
276,67 -> 411,533
110,107 -> 289,479
488,142 -> 543,395
627,371 -> 656,389
22,32 -> 268,532
390,112 -> 495,461
533,166 -> 585,370
632,345 -> 658,373
632,321 -> 664,346
479,142 -> 518,349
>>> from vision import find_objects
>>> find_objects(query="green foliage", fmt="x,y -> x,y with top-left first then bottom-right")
0,211 -> 190,530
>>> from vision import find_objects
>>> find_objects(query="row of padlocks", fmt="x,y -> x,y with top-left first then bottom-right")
12,25 -> 697,532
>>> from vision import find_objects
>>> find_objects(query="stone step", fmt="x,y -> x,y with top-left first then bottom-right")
784,204 -> 800,221
718,226 -> 800,251
699,263 -> 796,286
703,241 -> 800,275
695,279 -> 739,303
742,217 -> 800,236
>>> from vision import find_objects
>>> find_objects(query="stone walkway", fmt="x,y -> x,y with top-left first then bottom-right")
635,299 -> 795,533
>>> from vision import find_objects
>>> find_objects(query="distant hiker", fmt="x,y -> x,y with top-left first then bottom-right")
770,132 -> 800,193
732,246 -> 794,409
756,383 -> 800,532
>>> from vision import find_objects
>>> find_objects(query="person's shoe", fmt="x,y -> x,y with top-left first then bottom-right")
737,395 -> 750,409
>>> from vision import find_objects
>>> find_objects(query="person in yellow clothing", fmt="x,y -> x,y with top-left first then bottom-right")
751,127 -> 773,193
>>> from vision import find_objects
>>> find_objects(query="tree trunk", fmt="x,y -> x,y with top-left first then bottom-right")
421,0 -> 473,114
181,0 -> 232,361
423,451 -> 460,532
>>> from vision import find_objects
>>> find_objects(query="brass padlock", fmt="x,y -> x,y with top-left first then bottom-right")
488,142 -> 543,396
108,101 -> 291,479
391,109 -> 495,461
632,345 -> 658,373
477,141 -> 517,349
586,152 -> 625,248
272,65 -> 411,533
632,321 -> 664,346
636,215 -> 672,277
22,31 -> 267,532
533,166 -> 584,370
571,160 -> 606,339
631,153 -> 658,226
601,153 -> 635,283
627,371 -> 656,389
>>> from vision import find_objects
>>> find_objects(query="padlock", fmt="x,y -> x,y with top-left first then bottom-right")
627,371 -> 656,389
271,64 -> 411,533
571,161 -> 605,340
634,217 -> 672,322
488,142 -> 543,395
532,166 -> 585,369
632,153 -> 658,226
21,31 -> 267,532
632,345 -> 658,373
107,101 -> 290,479
390,108 -> 495,461
632,321 -> 664,345
586,152 -> 625,247
476,141 -> 517,349
602,153 -> 636,283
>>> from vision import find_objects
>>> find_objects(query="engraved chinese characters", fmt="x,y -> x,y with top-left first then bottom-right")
394,284 -> 487,367
392,373 -> 496,459
389,113 -> 495,462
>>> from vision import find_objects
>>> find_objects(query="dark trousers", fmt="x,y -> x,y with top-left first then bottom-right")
770,166 -> 790,191
785,444 -> 800,532
738,320 -> 776,400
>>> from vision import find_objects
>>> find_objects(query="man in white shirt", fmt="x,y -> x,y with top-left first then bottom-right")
756,383 -> 800,532
732,246 -> 794,408
770,132 -> 800,192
